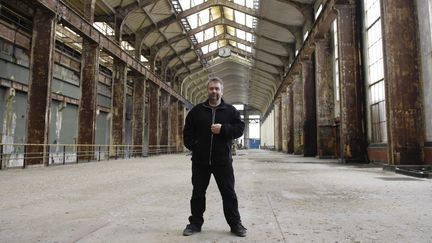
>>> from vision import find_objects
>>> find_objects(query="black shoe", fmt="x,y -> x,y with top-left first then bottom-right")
230,223 -> 247,237
183,224 -> 201,236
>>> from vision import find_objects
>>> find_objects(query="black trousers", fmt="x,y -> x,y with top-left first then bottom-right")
188,163 -> 241,228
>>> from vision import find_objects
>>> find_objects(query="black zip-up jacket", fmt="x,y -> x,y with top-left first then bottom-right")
183,99 -> 245,165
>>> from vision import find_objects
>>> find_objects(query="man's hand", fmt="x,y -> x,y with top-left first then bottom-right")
211,123 -> 222,134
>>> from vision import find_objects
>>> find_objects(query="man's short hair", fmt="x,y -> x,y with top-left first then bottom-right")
207,76 -> 224,90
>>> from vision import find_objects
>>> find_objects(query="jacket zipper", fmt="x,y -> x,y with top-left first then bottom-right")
208,108 -> 216,165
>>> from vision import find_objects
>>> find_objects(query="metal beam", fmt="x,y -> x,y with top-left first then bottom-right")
34,0 -> 193,109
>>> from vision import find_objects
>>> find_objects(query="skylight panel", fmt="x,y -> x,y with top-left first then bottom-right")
208,42 -> 218,52
192,0 -> 204,6
215,25 -> 224,35
178,0 -> 191,10
236,29 -> 246,40
224,7 -> 234,20
204,27 -> 215,41
201,41 -> 218,54
227,26 -> 235,36
194,31 -> 204,42
219,40 -> 227,47
234,10 -> 245,25
245,15 -> 254,28
187,14 -> 198,29
234,0 -> 245,6
246,32 -> 253,42
201,44 -> 209,54
238,43 -> 246,51
245,0 -> 254,9
198,8 -> 210,26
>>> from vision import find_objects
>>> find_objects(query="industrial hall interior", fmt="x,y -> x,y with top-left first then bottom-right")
0,0 -> 432,242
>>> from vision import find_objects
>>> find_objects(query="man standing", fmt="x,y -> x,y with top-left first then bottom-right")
182,77 -> 247,237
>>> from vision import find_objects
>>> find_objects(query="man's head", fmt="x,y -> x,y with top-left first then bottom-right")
207,77 -> 224,105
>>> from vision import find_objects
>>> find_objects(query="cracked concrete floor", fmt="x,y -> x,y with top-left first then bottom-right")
0,150 -> 431,243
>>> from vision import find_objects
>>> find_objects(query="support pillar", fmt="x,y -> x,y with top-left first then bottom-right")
315,38 -> 337,158
77,41 -> 99,161
281,90 -> 289,153
287,84 -> 294,153
159,90 -> 169,152
111,60 -> 127,152
25,7 -> 56,166
336,3 -> 366,162
293,75 -> 304,154
177,103 -> 184,152
381,0 -> 423,165
169,98 -> 179,152
243,106 -> 249,149
274,98 -> 282,151
132,77 -> 146,156
148,82 -> 159,154
302,60 -> 317,156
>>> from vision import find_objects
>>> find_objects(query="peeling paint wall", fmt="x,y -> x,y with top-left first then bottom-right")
1,90 -> 27,167
417,0 -> 432,141
260,109 -> 275,149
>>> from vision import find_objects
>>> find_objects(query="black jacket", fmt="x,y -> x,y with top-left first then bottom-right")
183,99 -> 245,165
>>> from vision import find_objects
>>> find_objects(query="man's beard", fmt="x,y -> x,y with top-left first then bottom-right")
209,93 -> 220,101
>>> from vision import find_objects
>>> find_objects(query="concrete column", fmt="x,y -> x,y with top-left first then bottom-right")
315,38 -> 336,158
169,98 -> 179,152
243,106 -> 249,149
274,98 -> 282,151
112,60 -> 127,148
381,0 -> 423,165
336,3 -> 366,162
77,41 -> 99,161
148,82 -> 159,154
25,7 -> 55,166
293,75 -> 304,154
287,84 -> 294,153
132,77 -> 146,156
83,0 -> 96,22
177,102 -> 184,152
302,60 -> 317,157
159,90 -> 169,152
281,90 -> 289,153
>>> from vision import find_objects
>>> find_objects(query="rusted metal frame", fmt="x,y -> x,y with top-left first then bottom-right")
159,17 -> 293,57
34,0 -> 192,109
262,0 -> 338,120
142,7 -> 192,79
0,19 -> 31,49
178,0 -> 300,34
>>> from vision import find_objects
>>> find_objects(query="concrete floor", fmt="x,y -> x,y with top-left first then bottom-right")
0,150 -> 431,243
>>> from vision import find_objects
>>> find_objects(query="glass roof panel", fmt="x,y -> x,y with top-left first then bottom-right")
246,32 -> 253,42
227,26 -> 235,36
234,10 -> 245,25
186,8 -> 211,29
245,15 -> 254,28
236,29 -> 246,40
224,7 -> 234,21
233,0 -> 244,5
215,25 -> 224,35
238,43 -> 246,51
201,41 -> 218,54
194,31 -> 204,42
174,0 -> 259,60
209,42 -> 218,52
204,27 -> 215,41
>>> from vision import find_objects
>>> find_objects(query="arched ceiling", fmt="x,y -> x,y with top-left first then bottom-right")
65,0 -> 321,115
